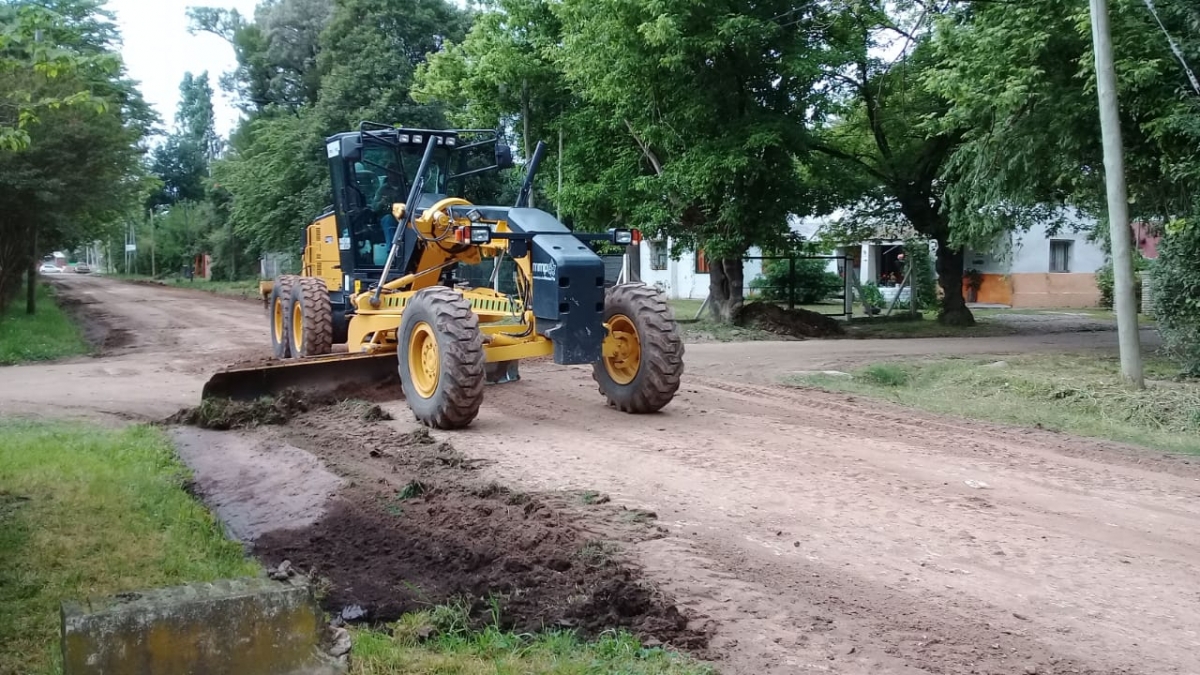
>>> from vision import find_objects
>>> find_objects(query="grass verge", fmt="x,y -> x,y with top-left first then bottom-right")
0,283 -> 90,365
116,274 -> 262,300
841,313 -> 1018,339
350,603 -> 713,675
0,420 -> 259,674
792,353 -> 1200,454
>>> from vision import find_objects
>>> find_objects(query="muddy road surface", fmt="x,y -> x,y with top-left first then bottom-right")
2,274 -> 1196,675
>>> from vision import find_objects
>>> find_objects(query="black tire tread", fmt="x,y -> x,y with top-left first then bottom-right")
592,283 -> 685,413
269,275 -> 297,359
398,286 -> 485,429
290,276 -> 333,357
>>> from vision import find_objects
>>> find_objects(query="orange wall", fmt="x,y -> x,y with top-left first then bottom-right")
962,273 -> 1099,308
1010,273 -> 1100,308
962,274 -> 1013,306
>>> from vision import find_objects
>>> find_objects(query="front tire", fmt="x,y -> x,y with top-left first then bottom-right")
397,286 -> 485,429
592,283 -> 684,413
288,277 -> 333,357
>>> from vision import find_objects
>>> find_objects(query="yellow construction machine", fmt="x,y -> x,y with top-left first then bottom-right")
202,123 -> 684,429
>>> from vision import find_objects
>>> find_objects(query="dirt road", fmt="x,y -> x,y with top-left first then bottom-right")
3,274 -> 1196,675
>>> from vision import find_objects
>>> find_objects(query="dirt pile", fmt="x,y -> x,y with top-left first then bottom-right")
229,402 -> 705,649
735,302 -> 844,338
166,389 -> 331,430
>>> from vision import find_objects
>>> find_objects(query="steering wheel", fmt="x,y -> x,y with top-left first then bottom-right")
413,197 -> 475,240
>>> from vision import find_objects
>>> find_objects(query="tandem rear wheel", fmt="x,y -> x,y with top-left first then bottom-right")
268,275 -> 333,359
593,283 -> 685,413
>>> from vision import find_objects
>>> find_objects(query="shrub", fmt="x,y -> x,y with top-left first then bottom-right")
903,237 -> 939,310
1097,251 -> 1148,310
1150,223 -> 1200,375
750,257 -> 843,305
860,281 -> 885,308
860,363 -> 910,387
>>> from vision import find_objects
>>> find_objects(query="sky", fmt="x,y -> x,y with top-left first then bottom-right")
109,0 -> 259,140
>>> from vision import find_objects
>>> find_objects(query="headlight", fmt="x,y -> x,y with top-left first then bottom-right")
469,225 -> 493,243
612,228 -> 633,245
412,134 -> 423,144
397,134 -> 410,143
445,136 -> 457,147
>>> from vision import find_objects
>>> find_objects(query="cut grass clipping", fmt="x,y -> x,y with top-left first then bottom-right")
794,354 -> 1200,454
0,420 -> 259,674
0,283 -> 89,365
351,601 -> 714,675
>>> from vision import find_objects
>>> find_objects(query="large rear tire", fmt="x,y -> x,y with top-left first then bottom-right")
592,283 -> 684,413
268,275 -> 297,359
397,286 -> 485,429
288,277 -> 333,357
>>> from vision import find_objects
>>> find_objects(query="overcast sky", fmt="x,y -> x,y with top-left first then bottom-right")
110,0 -> 259,140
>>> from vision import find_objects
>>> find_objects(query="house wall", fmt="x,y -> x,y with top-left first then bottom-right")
963,218 -> 1106,308
638,240 -> 764,300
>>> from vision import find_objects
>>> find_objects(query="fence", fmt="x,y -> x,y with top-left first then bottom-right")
741,254 -> 855,317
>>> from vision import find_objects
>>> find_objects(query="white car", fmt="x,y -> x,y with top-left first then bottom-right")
38,263 -> 62,274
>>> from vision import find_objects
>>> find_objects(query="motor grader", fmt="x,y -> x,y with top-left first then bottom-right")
202,122 -> 684,429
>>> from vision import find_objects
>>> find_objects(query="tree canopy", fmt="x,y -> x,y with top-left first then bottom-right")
0,0 -> 152,311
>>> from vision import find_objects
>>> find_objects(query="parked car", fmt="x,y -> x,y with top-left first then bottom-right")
38,263 -> 62,274
74,263 -> 91,273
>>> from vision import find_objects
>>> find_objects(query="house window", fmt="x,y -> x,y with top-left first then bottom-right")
1049,240 -> 1072,273
695,249 -> 709,274
648,240 -> 668,271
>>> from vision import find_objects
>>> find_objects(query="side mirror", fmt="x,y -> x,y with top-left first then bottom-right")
495,143 -> 514,170
339,135 -> 363,162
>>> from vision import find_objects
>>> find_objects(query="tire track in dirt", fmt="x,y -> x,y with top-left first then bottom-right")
7,277 -> 1197,673
440,361 -> 1200,674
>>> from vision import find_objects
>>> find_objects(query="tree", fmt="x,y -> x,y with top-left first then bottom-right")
0,0 -> 116,151
808,5 -> 978,325
1150,220 -> 1200,375
926,0 -> 1200,242
550,0 -> 829,321
0,0 -> 152,312
177,71 -> 221,160
313,0 -> 469,130
207,0 -> 469,255
188,0 -> 333,113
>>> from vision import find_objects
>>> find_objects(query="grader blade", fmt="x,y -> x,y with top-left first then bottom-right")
201,352 -> 399,401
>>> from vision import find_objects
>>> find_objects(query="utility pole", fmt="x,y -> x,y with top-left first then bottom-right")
149,208 -> 156,278
1089,0 -> 1144,387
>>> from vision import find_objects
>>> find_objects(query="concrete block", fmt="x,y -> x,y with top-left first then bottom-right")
61,577 -> 335,675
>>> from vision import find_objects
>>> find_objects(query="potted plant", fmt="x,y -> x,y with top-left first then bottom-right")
964,268 -> 984,303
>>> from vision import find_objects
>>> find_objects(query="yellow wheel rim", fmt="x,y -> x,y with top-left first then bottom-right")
273,297 -> 285,345
291,300 -> 304,355
603,314 -> 641,385
408,321 -> 440,398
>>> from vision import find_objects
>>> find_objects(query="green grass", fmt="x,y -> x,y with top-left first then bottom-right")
115,274 -> 262,300
0,283 -> 90,364
350,603 -> 713,675
0,420 -> 259,674
792,353 -> 1200,454
163,277 -> 261,299
841,313 -> 1018,339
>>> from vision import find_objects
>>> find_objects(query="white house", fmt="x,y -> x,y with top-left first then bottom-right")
961,209 -> 1106,308
823,206 -> 1107,309
635,215 -> 835,300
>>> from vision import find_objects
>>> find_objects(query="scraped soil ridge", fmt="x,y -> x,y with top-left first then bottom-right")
172,399 -> 705,649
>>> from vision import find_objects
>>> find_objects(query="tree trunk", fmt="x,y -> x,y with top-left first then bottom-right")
707,258 -> 745,323
522,79 -> 533,209
934,239 -> 974,326
26,225 -> 37,315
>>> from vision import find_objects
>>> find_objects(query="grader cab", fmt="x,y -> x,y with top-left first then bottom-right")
202,122 -> 684,429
